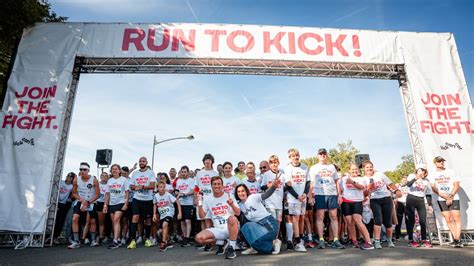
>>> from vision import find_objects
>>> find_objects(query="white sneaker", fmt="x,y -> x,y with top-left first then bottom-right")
272,239 -> 282,255
90,240 -> 99,247
68,241 -> 81,249
84,238 -> 90,245
294,241 -> 307,252
152,238 -> 158,246
242,247 -> 258,255
121,238 -> 127,245
136,236 -> 143,245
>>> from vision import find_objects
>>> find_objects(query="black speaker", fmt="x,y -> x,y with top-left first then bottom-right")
355,154 -> 370,168
95,149 -> 113,166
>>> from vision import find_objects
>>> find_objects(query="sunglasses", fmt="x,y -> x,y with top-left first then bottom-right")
79,168 -> 89,171
259,166 -> 267,170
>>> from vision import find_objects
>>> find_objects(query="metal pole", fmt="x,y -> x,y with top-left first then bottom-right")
152,135 -> 156,170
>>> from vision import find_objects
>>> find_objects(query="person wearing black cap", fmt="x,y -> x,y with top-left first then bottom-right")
309,148 -> 344,249
429,156 -> 463,248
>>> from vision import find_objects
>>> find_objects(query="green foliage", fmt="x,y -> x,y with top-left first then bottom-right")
301,139 -> 359,173
0,0 -> 67,95
384,154 -> 415,183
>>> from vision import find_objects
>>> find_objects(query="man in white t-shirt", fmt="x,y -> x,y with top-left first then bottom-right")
309,148 -> 344,249
429,156 -> 463,248
176,165 -> 195,247
196,176 -> 241,259
194,153 -> 219,250
284,148 -> 310,252
127,157 -> 156,249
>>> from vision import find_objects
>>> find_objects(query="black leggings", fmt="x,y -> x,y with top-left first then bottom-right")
395,201 -> 406,238
370,197 -> 393,228
406,194 -> 428,241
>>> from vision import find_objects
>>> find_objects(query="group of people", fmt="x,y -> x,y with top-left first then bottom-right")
54,148 -> 464,260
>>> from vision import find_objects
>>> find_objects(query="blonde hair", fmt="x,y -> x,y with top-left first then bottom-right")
287,148 -> 300,157
268,155 -> 280,163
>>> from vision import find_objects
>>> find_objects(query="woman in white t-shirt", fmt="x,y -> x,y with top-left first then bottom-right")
340,163 -> 373,250
405,164 -> 433,248
235,177 -> 281,255
365,160 -> 401,249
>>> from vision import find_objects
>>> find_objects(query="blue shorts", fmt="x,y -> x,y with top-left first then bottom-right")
314,195 -> 338,210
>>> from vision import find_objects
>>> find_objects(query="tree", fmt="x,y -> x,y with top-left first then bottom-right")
384,154 -> 415,183
301,139 -> 359,173
0,0 -> 67,98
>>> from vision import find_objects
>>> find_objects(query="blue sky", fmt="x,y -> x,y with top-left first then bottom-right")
49,0 -> 474,175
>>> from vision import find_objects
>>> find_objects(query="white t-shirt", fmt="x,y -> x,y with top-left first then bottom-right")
165,184 -> 174,194
284,163 -> 309,203
429,169 -> 460,201
97,182 -> 107,203
176,178 -> 194,206
407,174 -> 433,198
106,176 -> 129,205
153,192 -> 177,219
130,169 -> 156,201
340,176 -> 368,202
367,172 -> 393,199
195,169 -> 218,197
58,181 -> 73,204
222,175 -> 241,195
239,194 -> 270,222
260,170 -> 284,210
203,193 -> 238,229
242,178 -> 260,195
309,163 -> 339,196
396,184 -> 408,203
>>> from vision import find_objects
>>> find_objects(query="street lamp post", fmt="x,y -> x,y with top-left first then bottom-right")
151,134 -> 194,170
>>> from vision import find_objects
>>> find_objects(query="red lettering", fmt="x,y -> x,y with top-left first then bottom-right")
227,30 -> 255,53
298,33 -> 324,55
147,28 -> 170,51
325,34 -> 348,56
122,28 -> 145,51
263,32 -> 287,53
204,30 -> 226,52
172,29 -> 196,52
288,32 -> 296,54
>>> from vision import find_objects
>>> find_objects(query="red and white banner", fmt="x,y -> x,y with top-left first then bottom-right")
0,23 -> 472,232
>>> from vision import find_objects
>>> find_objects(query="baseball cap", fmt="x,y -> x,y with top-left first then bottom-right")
318,148 -> 327,154
433,156 -> 446,163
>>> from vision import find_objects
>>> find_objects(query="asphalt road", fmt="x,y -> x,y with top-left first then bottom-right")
1,241 -> 473,265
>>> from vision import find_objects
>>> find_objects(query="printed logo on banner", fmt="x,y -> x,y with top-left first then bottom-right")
440,142 -> 462,150
2,85 -> 59,131
13,138 -> 35,146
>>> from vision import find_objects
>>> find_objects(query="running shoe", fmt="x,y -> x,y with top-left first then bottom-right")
225,246 -> 237,259
108,240 -> 120,249
144,239 -> 153,247
272,239 -> 282,255
181,241 -> 191,247
121,238 -> 127,245
84,238 -> 90,245
360,242 -> 374,250
216,245 -> 225,255
352,240 -> 360,248
305,241 -> 315,249
374,240 -> 382,249
160,242 -> 168,252
90,240 -> 99,247
317,240 -> 326,249
241,247 -> 258,255
454,240 -> 464,248
204,244 -> 212,251
127,239 -> 137,249
420,240 -> 432,248
67,241 -> 81,249
332,240 -> 345,249
136,236 -> 143,245
408,241 -> 419,248
286,240 -> 294,251
387,239 -> 395,248
294,241 -> 307,252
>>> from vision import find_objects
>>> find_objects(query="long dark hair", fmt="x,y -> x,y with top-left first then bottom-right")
234,184 -> 250,202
